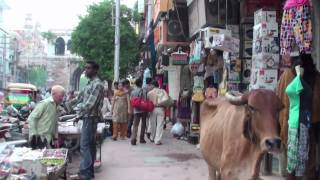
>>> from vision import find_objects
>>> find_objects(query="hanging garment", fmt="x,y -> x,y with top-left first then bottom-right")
180,65 -> 192,90
277,69 -> 295,146
284,0 -> 309,9
296,80 -> 312,177
193,76 -> 204,90
286,75 -> 304,173
280,3 -> 312,55
143,68 -> 152,87
177,91 -> 192,119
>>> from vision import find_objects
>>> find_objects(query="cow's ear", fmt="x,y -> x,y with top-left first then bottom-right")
242,105 -> 253,140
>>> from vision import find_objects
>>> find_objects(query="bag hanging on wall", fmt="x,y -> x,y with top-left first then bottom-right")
192,88 -> 205,102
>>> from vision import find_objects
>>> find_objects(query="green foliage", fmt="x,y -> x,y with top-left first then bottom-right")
79,75 -> 89,91
28,66 -> 48,88
41,31 -> 57,43
71,0 -> 140,80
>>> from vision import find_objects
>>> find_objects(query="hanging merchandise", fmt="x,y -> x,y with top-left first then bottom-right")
177,90 -> 192,120
143,68 -> 152,88
171,48 -> 189,65
167,66 -> 181,100
280,0 -> 312,55
192,76 -> 205,102
180,65 -> 192,91
189,41 -> 202,64
218,68 -> 228,96
286,69 -> 303,174
228,57 -> 241,83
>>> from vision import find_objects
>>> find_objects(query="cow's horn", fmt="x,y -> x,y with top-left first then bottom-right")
225,91 -> 245,105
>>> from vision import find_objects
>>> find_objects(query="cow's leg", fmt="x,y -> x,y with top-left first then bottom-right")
208,165 -> 217,180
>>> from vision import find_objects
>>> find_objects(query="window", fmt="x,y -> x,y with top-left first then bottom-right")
55,37 -> 65,55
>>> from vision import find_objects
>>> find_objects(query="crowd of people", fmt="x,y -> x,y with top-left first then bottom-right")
110,77 -> 168,146
27,60 -> 172,180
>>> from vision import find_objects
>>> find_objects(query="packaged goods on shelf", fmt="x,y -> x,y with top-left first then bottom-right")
253,37 -> 280,55
253,22 -> 279,40
250,68 -> 278,90
254,9 -> 277,25
252,53 -> 280,69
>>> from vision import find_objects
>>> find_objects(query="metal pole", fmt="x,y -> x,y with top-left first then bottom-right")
114,0 -> 120,82
2,35 -> 6,88
13,39 -> 18,82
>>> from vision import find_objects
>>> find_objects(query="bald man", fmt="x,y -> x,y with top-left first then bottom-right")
28,85 -> 65,149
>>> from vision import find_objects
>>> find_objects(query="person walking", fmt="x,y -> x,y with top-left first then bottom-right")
68,61 -> 104,180
130,78 -> 147,145
28,85 -> 65,149
147,81 -> 167,145
123,79 -> 134,138
111,81 -> 130,140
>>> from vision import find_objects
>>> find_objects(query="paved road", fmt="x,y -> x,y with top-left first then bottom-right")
68,128 -> 284,180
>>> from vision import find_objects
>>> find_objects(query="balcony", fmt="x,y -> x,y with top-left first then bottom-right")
153,0 -> 173,22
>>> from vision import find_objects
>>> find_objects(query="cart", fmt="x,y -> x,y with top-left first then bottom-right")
58,122 -> 106,168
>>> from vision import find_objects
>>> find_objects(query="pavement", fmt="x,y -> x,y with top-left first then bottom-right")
67,128 -> 285,180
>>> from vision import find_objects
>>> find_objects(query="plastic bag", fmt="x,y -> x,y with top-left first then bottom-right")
171,122 -> 185,137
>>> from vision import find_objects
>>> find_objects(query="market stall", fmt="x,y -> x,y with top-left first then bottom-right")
58,121 -> 106,167
0,142 -> 68,180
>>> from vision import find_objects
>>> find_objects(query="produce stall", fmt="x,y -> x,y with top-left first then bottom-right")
0,143 -> 68,180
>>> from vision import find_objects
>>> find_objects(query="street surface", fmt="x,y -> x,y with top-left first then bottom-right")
68,127 -> 284,180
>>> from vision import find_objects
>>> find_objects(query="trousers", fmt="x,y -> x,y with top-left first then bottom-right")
131,113 -> 147,141
80,118 -> 97,180
149,108 -> 165,144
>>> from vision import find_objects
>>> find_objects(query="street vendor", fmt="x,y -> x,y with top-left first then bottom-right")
28,85 -> 65,149
67,61 -> 104,180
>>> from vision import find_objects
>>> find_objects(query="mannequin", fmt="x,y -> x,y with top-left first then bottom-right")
177,88 -> 192,135
277,55 -> 320,179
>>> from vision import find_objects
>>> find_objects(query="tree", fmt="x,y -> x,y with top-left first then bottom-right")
41,31 -> 57,43
71,0 -> 140,80
28,66 -> 48,88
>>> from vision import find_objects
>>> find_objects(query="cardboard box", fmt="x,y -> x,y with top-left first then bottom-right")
201,27 -> 232,48
254,9 -> 277,25
253,22 -> 279,40
252,37 -> 279,55
210,34 -> 240,53
226,25 -> 240,38
252,53 -> 280,69
250,68 -> 278,90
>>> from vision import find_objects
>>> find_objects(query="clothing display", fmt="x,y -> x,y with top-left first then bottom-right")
177,90 -> 192,120
286,75 -> 303,173
284,0 -> 309,9
277,69 -> 295,145
167,66 -> 181,100
193,76 -> 204,91
280,3 -> 313,55
143,68 -> 152,87
295,80 -> 312,176
180,65 -> 192,90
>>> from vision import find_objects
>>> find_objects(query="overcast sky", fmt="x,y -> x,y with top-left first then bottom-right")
4,0 -> 136,30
